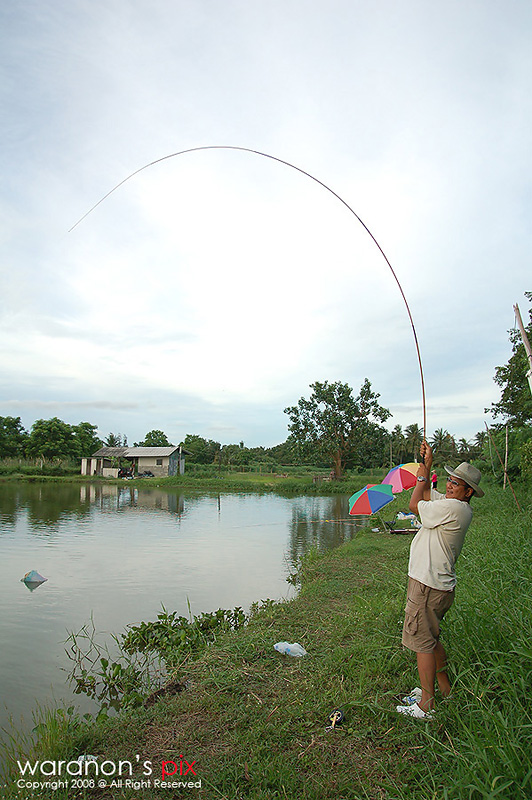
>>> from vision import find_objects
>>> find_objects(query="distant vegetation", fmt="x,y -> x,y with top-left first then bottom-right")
1,293 -> 531,482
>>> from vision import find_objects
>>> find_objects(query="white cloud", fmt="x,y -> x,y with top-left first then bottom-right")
1,0 -> 530,445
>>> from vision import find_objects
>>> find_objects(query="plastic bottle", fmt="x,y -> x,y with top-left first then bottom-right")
273,641 -> 307,657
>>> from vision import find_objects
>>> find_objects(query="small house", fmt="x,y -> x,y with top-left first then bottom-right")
81,446 -> 190,478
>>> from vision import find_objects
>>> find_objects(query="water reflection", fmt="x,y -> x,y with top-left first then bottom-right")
0,482 -> 370,747
80,484 -> 186,516
0,483 -> 371,557
287,495 -> 369,565
0,482 -> 93,532
0,482 -> 19,526
0,482 -> 190,532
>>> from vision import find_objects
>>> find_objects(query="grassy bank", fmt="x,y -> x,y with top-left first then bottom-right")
2,485 -> 531,800
153,470 -> 388,495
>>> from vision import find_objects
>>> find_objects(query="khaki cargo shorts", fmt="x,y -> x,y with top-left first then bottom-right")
402,577 -> 455,653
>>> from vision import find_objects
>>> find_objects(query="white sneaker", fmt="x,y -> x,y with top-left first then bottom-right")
396,702 -> 433,719
401,687 -> 422,705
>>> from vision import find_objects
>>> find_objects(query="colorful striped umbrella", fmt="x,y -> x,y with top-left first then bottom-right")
348,483 -> 395,516
382,462 -> 419,493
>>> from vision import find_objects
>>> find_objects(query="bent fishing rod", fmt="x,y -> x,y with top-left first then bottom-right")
69,144 -> 427,439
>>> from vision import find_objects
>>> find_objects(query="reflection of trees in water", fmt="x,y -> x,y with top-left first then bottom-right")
0,483 -> 195,533
286,495 -> 369,568
0,482 -> 23,527
0,482 -> 93,533
2,487 -> 371,558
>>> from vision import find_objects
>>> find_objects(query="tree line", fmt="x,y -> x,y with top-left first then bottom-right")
0,420 -> 175,463
0,403 -> 507,478
2,294 -> 530,479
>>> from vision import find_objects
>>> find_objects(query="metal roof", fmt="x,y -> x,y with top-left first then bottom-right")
90,446 -> 191,457
91,447 -> 130,458
126,447 -> 181,457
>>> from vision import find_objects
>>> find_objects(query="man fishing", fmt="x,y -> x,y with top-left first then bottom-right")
396,440 -> 484,719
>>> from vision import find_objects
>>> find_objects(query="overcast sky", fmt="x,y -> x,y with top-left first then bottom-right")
1,0 -> 530,448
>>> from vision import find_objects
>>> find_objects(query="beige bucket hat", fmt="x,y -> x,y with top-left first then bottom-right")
444,462 -> 484,497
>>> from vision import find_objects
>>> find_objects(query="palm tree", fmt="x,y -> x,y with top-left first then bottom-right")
457,437 -> 471,459
105,432 -> 124,447
430,428 -> 457,465
405,423 -> 424,461
474,431 -> 486,447
390,424 -> 407,465
471,431 -> 487,459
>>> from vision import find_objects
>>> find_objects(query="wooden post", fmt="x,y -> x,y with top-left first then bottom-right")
484,422 -> 522,511
503,424 -> 508,490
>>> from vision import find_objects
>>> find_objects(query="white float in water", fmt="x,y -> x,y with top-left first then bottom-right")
21,571 -> 48,592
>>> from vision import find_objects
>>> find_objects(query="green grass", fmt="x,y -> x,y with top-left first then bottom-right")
131,469 -> 388,496
2,483 -> 531,800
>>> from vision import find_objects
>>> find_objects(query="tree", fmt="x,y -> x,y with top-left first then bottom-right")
284,379 -> 391,479
136,430 -> 172,447
481,424 -> 532,482
520,439 -> 532,481
0,416 -> 28,457
390,425 -> 407,465
26,417 -> 78,461
264,437 -> 300,466
404,423 -> 424,461
457,437 -> 472,459
473,430 -> 487,453
345,419 -> 390,471
72,422 -> 102,457
105,433 -> 125,447
489,292 -> 532,426
430,428 -> 457,466
182,435 -> 221,464
220,443 -> 251,467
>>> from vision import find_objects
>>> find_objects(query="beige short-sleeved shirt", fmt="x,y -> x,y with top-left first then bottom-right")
408,489 -> 473,591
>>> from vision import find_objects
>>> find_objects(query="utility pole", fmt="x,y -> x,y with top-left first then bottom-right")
514,303 -> 532,399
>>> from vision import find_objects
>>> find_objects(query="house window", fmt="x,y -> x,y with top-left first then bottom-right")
156,459 -> 163,466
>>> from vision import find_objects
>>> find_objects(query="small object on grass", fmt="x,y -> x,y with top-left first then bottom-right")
273,641 -> 307,657
21,571 -> 48,591
401,687 -> 422,706
395,702 -> 432,719
325,708 -> 345,731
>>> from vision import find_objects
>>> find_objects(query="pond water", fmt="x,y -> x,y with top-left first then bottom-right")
0,482 -> 365,744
